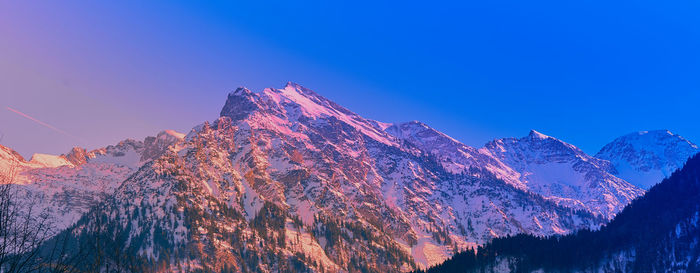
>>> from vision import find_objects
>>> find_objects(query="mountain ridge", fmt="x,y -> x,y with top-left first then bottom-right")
0,129 -> 185,232
483,130 -> 643,219
596,129 -> 699,189
3,83 -> 695,271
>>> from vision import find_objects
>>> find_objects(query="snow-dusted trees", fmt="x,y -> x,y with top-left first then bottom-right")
0,162 -> 46,272
0,161 -> 82,273
0,162 -> 52,272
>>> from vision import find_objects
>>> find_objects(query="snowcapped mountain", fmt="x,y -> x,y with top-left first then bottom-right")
482,130 -> 644,219
421,153 -> 700,273
9,83 -> 697,272
42,83 -> 608,272
0,130 -> 184,232
385,123 -> 645,219
596,130 -> 699,189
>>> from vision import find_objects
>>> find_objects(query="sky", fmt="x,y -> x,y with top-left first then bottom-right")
1,0 -> 699,159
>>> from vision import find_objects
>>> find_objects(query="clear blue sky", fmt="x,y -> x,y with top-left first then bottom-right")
1,0 -> 699,158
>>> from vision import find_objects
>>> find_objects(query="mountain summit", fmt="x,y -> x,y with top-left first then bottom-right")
596,130 -> 699,189
483,131 -> 643,219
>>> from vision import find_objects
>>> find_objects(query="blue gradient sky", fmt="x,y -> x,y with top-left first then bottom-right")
1,0 -> 699,158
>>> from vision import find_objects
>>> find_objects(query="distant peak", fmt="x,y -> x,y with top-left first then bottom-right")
0,144 -> 26,163
280,82 -> 301,93
528,130 -> 550,140
402,120 -> 428,127
262,82 -> 315,100
262,81 -> 356,118
285,81 -> 300,89
160,130 -> 185,140
279,81 -> 319,99
232,86 -> 252,95
605,129 -> 698,150
610,130 -> 693,145
63,147 -> 90,166
637,129 -> 673,136
29,153 -> 73,168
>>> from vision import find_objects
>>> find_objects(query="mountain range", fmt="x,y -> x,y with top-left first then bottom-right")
419,152 -> 700,272
2,82 -> 697,272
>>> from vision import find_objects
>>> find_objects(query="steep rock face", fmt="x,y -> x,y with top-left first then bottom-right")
57,83 -> 604,271
64,147 -> 90,166
0,144 -> 27,170
482,130 -> 644,219
596,130 -> 699,189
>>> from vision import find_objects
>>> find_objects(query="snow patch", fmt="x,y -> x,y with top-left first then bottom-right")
28,153 -> 73,168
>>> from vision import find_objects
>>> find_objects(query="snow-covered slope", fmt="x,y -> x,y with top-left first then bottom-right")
28,153 -> 73,168
596,130 -> 699,189
385,121 -> 523,188
422,154 -> 700,273
0,144 -> 28,171
0,130 -> 184,232
482,130 -> 644,219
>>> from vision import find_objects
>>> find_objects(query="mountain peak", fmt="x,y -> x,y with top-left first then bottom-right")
28,153 -> 73,168
484,129 -> 642,218
275,81 -> 327,105
159,129 -> 185,140
621,130 -> 694,144
640,129 -> 673,135
517,130 -> 583,153
0,144 -> 26,172
596,130 -> 699,189
221,82 -> 398,147
628,130 -> 677,140
63,147 -> 90,166
219,87 -> 261,120
599,130 -> 698,154
232,86 -> 253,95
224,82 -> 357,123
528,129 -> 550,140
284,81 -> 302,89
407,120 -> 428,126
